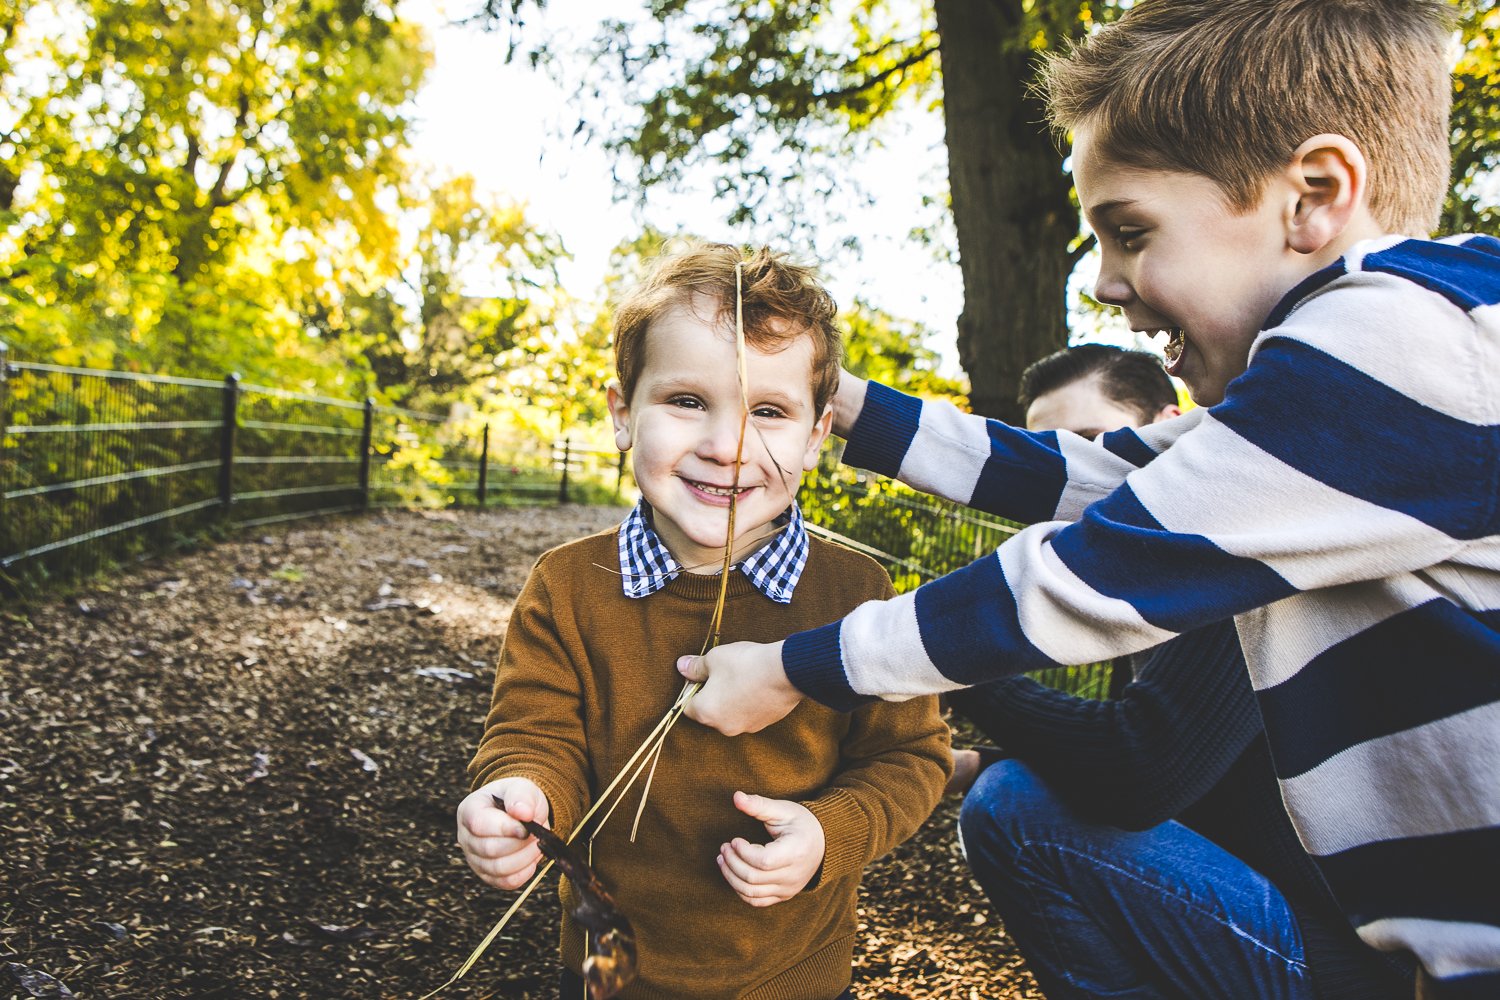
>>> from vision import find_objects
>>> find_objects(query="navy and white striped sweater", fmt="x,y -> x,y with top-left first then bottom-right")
783,234 -> 1500,994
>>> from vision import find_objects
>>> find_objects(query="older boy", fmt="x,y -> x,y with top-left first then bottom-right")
678,2 -> 1500,994
455,243 -> 949,1000
953,345 -> 1411,999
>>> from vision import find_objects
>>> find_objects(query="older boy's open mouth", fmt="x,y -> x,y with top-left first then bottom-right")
1145,328 -> 1185,374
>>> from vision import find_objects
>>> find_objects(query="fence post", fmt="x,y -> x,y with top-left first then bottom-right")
477,423 -> 490,508
615,449 -> 626,502
557,438 -> 571,505
0,341 -> 10,564
358,398 -> 374,511
219,373 -> 239,513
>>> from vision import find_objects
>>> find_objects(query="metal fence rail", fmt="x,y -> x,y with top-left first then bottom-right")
0,343 -> 630,596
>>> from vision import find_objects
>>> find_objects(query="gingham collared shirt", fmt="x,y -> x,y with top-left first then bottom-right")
617,499 -> 809,604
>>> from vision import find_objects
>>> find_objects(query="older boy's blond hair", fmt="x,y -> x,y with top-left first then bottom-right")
613,242 -> 842,411
1042,0 -> 1453,236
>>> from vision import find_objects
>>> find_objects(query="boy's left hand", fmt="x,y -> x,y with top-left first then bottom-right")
717,790 -> 825,907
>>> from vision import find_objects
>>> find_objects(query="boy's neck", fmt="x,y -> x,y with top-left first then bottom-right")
1300,208 -> 1392,275
649,507 -> 790,577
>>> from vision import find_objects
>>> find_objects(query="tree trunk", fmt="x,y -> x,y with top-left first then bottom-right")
933,0 -> 1079,423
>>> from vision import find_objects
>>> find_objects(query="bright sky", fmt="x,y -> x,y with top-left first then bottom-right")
403,0 -> 972,363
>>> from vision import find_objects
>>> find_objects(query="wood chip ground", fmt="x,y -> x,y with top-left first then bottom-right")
0,507 -> 1041,999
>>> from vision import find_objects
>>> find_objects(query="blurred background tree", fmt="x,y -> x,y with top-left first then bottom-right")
1445,0 -> 1500,236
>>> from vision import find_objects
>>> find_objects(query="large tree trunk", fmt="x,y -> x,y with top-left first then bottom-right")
933,0 -> 1080,423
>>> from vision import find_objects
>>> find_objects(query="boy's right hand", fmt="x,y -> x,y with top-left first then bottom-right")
456,777 -> 550,890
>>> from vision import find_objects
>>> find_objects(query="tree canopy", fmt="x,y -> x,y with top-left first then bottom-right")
545,0 -> 1500,420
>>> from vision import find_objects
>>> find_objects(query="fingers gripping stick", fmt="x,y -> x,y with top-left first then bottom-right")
494,796 -> 639,1000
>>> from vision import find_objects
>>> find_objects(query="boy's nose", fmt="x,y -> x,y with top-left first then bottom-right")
1093,269 -> 1132,308
697,411 -> 748,464
1092,254 -> 1128,308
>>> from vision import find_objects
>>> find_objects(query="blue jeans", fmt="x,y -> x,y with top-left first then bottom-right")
959,760 -> 1314,1000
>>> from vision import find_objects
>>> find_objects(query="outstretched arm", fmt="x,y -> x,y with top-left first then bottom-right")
837,375 -> 1202,524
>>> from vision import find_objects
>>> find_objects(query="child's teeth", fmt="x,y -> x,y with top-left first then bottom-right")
1164,329 -> 1184,365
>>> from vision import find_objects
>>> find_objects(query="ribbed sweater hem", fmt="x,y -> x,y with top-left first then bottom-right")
559,932 -> 854,1000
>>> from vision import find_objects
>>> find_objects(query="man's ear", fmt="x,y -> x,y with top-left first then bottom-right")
1152,402 -> 1183,423
606,382 -> 632,452
801,404 -> 835,472
1284,133 -> 1367,255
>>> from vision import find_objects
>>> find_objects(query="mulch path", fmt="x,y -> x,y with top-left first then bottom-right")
0,507 -> 1040,1000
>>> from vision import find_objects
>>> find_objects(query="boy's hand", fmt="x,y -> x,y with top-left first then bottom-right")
717,791 -> 825,907
455,777 -> 550,890
830,368 -> 869,440
677,640 -> 800,736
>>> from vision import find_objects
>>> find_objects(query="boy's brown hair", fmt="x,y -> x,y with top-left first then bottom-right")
1041,0 -> 1453,236
613,241 -> 842,412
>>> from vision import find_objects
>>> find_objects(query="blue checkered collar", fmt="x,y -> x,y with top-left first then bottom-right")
617,499 -> 809,604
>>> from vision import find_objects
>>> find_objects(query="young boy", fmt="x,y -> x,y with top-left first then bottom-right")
677,2 -> 1500,994
455,242 -> 950,1000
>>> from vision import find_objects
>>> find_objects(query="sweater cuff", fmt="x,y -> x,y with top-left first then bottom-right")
803,787 -> 869,888
783,622 -> 875,712
841,380 -> 920,478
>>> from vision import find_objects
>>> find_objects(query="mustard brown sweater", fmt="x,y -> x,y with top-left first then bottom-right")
468,526 -> 951,1000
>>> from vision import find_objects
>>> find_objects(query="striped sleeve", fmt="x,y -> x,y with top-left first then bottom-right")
840,378 -> 1201,524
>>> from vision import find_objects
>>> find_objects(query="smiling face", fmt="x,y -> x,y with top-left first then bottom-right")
1073,126 -> 1312,407
607,298 -> 833,573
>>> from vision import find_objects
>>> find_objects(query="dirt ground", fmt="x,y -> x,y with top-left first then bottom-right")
0,506 -> 1041,1000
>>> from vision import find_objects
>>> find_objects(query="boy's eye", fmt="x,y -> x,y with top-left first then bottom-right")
1116,227 -> 1145,251
751,405 -> 786,420
668,395 -> 704,410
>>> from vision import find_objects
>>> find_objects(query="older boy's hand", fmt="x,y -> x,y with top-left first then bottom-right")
717,791 -> 825,907
677,640 -> 801,735
456,777 -> 550,890
830,368 -> 868,439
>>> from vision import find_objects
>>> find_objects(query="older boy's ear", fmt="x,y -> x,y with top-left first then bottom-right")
1285,134 -> 1367,255
605,382 -> 633,452
800,404 -> 835,472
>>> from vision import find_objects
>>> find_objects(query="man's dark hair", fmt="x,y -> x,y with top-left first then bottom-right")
1018,344 -> 1177,424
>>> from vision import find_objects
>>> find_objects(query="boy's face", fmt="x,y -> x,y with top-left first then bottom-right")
607,298 -> 833,573
1072,126 -> 1314,406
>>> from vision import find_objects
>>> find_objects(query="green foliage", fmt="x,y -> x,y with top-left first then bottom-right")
569,1 -> 944,234
842,297 -> 967,403
1,0 -> 431,385
1444,0 -> 1500,236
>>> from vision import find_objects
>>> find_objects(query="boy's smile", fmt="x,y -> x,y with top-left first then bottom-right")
608,298 -> 833,573
1072,126 -> 1329,406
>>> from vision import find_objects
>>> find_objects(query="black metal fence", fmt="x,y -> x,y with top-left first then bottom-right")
0,343 -> 629,596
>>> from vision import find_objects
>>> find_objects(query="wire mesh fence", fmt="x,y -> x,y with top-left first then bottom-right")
801,450 -> 1119,702
0,343 -> 631,597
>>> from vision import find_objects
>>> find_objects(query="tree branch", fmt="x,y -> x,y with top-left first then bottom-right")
1066,233 -> 1096,270
812,43 -> 939,106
